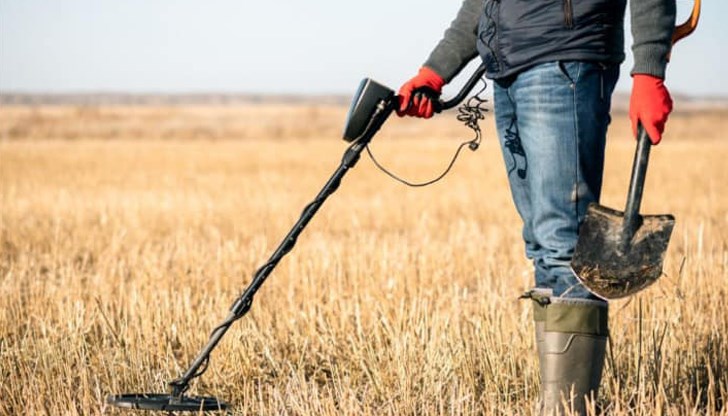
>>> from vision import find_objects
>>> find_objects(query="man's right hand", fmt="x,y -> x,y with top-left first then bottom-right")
397,67 -> 445,119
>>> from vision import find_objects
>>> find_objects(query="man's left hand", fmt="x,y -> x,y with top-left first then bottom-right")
629,74 -> 673,145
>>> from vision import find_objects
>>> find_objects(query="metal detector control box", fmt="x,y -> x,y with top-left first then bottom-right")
343,78 -> 394,142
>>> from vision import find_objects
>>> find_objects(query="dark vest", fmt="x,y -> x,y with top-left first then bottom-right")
477,0 -> 627,80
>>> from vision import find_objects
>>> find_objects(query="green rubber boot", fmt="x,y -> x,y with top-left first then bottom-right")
524,291 -> 608,416
524,288 -> 552,388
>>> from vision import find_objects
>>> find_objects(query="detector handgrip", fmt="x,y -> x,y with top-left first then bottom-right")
412,63 -> 487,114
437,63 -> 487,112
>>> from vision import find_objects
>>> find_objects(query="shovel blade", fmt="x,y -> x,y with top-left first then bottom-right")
571,203 -> 675,299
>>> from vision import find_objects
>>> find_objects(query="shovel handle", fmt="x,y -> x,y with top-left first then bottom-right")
668,0 -> 701,61
672,0 -> 701,45
623,125 -> 651,233
622,0 -> 701,234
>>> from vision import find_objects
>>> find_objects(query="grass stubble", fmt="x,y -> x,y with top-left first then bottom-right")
0,105 -> 727,415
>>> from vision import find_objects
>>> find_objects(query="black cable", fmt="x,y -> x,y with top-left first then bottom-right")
365,81 -> 489,187
365,140 -> 474,187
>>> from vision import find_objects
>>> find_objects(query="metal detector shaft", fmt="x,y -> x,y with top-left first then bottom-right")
169,99 -> 395,397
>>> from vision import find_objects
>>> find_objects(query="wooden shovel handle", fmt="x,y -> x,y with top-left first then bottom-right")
672,0 -> 701,45
624,0 -> 702,230
668,0 -> 701,61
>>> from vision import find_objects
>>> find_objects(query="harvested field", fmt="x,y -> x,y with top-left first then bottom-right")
1,104 -> 727,415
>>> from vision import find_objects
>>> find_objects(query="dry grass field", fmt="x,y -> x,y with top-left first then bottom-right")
1,103 -> 727,415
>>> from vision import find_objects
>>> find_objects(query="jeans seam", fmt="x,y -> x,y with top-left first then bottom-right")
572,62 -> 581,266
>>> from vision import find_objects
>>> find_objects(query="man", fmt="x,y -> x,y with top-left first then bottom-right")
397,0 -> 675,414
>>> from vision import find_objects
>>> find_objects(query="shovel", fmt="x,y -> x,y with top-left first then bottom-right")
571,126 -> 675,299
571,0 -> 701,299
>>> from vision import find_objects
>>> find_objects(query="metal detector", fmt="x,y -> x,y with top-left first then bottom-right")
107,64 -> 487,412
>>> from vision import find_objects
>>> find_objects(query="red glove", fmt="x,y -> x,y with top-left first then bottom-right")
629,74 -> 673,145
397,67 -> 445,119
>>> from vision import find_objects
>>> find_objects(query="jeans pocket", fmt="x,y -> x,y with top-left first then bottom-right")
557,61 -> 579,84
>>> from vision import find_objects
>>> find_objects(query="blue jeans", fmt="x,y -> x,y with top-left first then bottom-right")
493,61 -> 619,299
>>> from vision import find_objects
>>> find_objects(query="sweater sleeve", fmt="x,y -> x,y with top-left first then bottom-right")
630,0 -> 676,78
423,0 -> 482,83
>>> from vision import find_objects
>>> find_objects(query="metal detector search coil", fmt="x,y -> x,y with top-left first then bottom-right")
107,393 -> 228,412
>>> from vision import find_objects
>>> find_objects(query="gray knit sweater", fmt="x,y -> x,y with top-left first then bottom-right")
424,0 -> 676,82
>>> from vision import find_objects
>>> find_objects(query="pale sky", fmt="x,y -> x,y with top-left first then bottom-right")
1,0 -> 724,96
